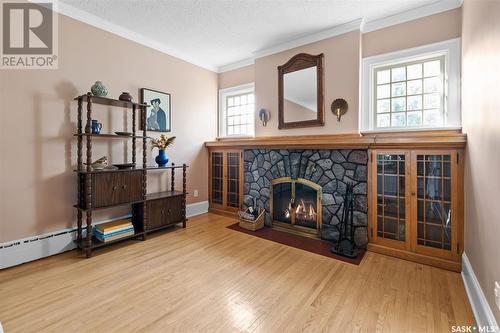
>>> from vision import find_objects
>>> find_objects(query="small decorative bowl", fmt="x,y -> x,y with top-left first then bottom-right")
90,81 -> 108,97
119,92 -> 133,102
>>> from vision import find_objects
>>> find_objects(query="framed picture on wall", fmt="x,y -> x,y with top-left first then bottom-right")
140,88 -> 171,132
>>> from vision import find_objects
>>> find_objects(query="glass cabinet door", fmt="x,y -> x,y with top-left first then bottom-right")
373,152 -> 409,248
226,152 -> 241,208
413,151 -> 456,258
210,152 -> 224,206
210,150 -> 242,211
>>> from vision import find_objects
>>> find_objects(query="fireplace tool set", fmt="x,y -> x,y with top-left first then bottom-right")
331,182 -> 359,259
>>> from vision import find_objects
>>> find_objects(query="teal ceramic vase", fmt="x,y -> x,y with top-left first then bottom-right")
91,81 -> 108,97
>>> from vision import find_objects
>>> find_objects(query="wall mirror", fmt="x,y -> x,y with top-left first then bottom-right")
278,53 -> 324,129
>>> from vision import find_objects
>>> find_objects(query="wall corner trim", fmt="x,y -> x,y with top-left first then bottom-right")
361,0 -> 463,33
462,252 -> 500,331
0,201 -> 209,270
218,58 -> 255,73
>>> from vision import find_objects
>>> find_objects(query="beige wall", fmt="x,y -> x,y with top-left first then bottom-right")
462,0 -> 500,323
255,30 -> 361,136
363,8 -> 462,57
219,9 -> 462,138
0,14 -> 217,243
218,64 -> 255,89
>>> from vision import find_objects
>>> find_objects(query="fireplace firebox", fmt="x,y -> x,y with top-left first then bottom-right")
270,177 -> 322,238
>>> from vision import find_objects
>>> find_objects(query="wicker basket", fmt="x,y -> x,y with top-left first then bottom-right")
238,208 -> 265,231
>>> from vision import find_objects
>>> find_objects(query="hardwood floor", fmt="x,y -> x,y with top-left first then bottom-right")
0,213 -> 475,332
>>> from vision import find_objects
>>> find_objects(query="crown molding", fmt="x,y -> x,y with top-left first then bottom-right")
252,18 -> 363,60
51,0 -> 462,75
361,0 -> 463,33
217,57 -> 255,73
55,1 -> 218,72
218,0 -> 463,73
217,18 -> 362,73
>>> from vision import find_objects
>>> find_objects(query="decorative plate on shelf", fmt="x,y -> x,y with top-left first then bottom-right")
113,163 -> 136,169
114,131 -> 133,136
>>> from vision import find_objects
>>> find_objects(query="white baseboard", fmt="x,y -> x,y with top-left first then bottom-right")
187,200 -> 209,218
462,252 -> 499,332
0,201 -> 208,270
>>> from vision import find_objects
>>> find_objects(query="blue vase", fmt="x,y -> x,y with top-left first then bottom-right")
155,149 -> 169,167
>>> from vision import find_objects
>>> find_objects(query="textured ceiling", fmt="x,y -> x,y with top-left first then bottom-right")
60,0 -> 443,70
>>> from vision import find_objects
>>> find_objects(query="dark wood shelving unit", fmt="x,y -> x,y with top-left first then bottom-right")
74,92 -> 188,258
74,133 -> 150,139
75,233 -> 145,250
74,165 -> 185,174
73,190 -> 187,211
73,94 -> 147,109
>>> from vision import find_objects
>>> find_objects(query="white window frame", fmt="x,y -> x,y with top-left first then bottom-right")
360,38 -> 461,133
218,83 -> 255,138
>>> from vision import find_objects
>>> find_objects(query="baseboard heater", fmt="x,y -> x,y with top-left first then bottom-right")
0,200 -> 209,269
0,214 -> 131,270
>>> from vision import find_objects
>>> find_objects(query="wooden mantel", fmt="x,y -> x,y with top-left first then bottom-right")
205,130 -> 466,149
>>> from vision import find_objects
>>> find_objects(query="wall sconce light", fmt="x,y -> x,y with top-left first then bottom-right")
331,98 -> 348,122
259,108 -> 270,126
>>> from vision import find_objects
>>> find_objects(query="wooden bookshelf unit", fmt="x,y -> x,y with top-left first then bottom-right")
74,93 -> 187,258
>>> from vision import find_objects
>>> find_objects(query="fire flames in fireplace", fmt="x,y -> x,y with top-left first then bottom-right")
271,177 -> 322,237
283,199 -> 317,221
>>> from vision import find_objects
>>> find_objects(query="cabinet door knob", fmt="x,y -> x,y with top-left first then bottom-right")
113,185 -> 118,191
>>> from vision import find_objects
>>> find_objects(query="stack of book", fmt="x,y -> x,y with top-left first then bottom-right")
94,220 -> 135,243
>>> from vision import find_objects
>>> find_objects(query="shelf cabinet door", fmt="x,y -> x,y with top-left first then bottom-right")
163,195 -> 183,224
91,170 -> 142,208
370,151 -> 411,250
411,150 -> 461,261
146,199 -> 165,230
209,149 -> 243,212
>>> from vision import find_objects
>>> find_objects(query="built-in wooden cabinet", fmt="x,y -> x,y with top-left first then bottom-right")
368,148 -> 464,271
208,149 -> 243,215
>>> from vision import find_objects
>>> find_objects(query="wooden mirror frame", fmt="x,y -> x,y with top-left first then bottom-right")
278,53 -> 324,129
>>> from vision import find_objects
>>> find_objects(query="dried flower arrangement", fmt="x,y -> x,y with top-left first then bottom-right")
151,134 -> 176,150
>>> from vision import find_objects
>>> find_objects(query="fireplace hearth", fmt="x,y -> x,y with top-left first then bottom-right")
271,177 -> 322,238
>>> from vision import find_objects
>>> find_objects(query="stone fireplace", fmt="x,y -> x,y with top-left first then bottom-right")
271,177 -> 322,238
243,149 -> 368,248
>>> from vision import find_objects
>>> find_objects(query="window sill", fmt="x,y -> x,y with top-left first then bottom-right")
360,126 -> 462,135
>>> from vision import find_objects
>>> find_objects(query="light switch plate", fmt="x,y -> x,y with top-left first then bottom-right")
194,190 -> 199,198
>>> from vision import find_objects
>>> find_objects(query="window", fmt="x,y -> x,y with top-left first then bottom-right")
374,56 -> 445,128
360,39 -> 461,132
218,83 -> 255,137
